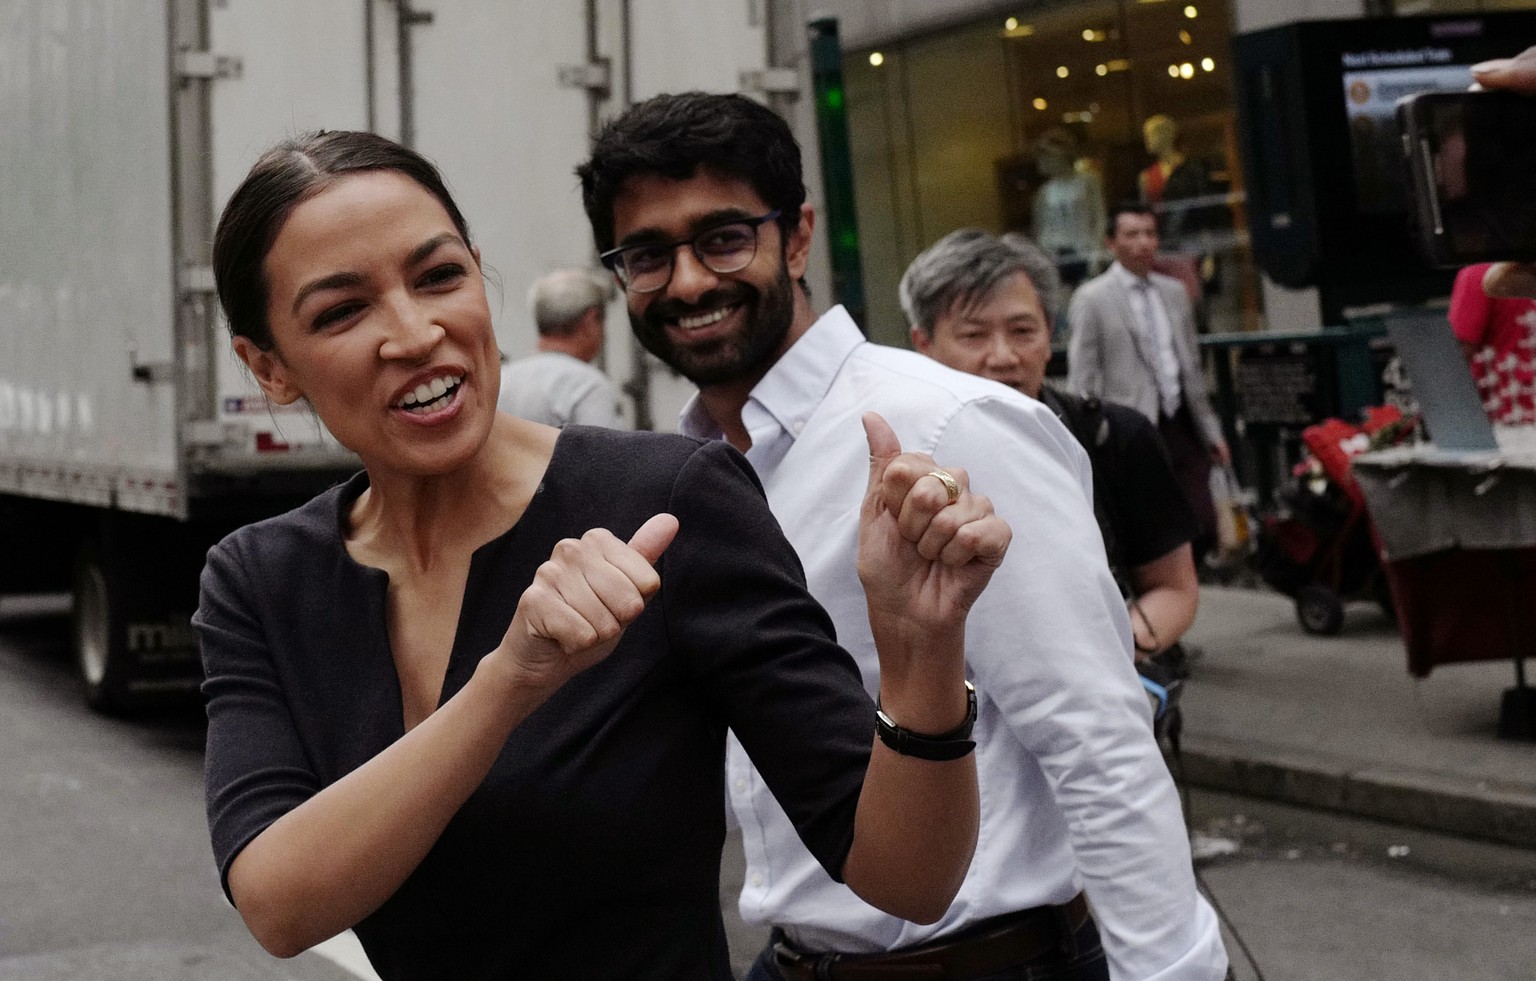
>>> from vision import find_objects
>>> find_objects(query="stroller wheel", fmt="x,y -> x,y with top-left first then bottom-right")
1296,584 -> 1345,636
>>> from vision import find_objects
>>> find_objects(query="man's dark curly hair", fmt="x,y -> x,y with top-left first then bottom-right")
577,91 -> 806,253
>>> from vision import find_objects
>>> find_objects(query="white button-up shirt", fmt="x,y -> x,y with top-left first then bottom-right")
681,307 -> 1227,980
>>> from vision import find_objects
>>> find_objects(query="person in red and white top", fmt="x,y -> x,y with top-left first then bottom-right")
1448,261 -> 1536,425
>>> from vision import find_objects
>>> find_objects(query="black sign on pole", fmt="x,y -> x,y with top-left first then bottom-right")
1235,343 -> 1339,429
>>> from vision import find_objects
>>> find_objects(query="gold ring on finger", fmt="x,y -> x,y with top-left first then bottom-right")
927,469 -> 961,506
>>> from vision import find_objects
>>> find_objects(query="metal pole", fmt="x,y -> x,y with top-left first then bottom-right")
167,0 -> 219,521
394,1 -> 434,148
616,0 -> 654,431
364,0 -> 377,133
584,0 -> 601,139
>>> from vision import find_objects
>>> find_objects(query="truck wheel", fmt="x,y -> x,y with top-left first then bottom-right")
1296,584 -> 1345,636
72,540 -> 131,713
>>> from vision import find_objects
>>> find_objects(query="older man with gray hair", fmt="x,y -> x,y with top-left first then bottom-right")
498,268 -> 621,428
904,228 -> 1200,667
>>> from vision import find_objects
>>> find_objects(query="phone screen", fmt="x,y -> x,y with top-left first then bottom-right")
1411,91 -> 1536,263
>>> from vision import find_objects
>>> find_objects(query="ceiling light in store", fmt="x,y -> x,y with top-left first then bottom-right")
1056,65 -> 1070,78
1033,97 -> 1048,110
1168,64 -> 1180,78
1096,63 -> 1108,76
1003,18 -> 1035,38
1082,29 -> 1106,42
1180,30 -> 1193,44
1185,5 -> 1198,17
1179,62 -> 1195,79
1202,57 -> 1215,72
1006,16 -> 1019,30
869,51 -> 884,67
1105,58 -> 1131,72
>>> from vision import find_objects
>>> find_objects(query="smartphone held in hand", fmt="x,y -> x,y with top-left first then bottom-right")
1398,89 -> 1536,267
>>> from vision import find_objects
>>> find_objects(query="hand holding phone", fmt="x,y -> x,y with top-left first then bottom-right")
1398,88 -> 1536,268
1471,48 -> 1536,296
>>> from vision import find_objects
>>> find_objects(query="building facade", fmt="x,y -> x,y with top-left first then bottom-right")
790,0 -> 1536,346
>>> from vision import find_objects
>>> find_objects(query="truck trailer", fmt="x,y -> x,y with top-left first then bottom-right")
0,0 -> 812,710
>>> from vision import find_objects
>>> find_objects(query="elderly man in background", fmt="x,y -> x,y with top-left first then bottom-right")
905,228 -> 1200,667
498,268 -> 621,428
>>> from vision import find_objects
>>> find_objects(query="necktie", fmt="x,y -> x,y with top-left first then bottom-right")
1131,279 -> 1181,419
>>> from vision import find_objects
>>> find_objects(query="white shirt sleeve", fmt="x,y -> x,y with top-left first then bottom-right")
936,396 -> 1227,981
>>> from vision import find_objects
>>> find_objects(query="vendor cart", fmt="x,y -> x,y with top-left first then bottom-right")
1353,312 -> 1536,741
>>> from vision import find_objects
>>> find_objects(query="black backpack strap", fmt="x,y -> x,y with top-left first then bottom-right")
1041,386 -> 1124,587
1043,386 -> 1109,454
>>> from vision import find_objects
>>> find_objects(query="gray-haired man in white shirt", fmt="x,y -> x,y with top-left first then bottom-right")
498,269 -> 621,428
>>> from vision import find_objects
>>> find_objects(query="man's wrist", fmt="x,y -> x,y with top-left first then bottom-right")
870,616 -> 965,697
873,635 -> 970,734
876,682 -> 977,760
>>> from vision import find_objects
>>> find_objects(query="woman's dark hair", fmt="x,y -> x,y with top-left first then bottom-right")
213,130 -> 473,350
576,91 -> 806,253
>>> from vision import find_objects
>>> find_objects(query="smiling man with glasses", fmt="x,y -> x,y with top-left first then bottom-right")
600,208 -> 781,294
578,91 -> 1227,981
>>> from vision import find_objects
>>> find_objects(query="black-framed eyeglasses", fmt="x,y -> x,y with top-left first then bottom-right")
599,210 -> 782,294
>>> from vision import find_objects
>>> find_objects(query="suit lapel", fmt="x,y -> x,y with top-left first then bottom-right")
1112,278 -> 1159,378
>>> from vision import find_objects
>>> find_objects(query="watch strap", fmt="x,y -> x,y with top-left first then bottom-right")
875,681 -> 977,761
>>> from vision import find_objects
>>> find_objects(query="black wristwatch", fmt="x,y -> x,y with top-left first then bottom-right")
875,681 -> 978,761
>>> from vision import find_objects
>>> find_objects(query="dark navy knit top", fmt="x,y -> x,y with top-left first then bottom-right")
194,427 -> 872,980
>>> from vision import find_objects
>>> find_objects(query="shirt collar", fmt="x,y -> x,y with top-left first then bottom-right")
678,305 -> 863,441
1109,261 -> 1151,290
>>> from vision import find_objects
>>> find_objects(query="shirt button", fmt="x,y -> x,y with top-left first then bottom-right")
734,778 -> 747,792
792,419 -> 806,434
751,874 -> 763,887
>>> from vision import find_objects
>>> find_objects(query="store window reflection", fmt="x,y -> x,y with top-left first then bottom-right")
844,0 -> 1259,349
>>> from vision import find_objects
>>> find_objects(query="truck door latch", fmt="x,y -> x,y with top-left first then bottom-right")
176,51 -> 243,81
558,60 -> 612,96
128,347 -> 174,384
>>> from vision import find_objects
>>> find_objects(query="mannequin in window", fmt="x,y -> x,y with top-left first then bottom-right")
1032,127 -> 1105,284
1139,114 -> 1212,243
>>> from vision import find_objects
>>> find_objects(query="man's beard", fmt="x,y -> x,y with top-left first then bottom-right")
627,262 -> 794,386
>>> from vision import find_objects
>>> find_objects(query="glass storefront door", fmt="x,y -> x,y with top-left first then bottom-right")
843,0 -> 1258,346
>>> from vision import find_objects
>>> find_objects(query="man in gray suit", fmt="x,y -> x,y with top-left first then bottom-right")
1068,204 -> 1229,558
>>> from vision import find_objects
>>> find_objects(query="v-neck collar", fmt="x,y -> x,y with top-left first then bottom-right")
325,428 -> 570,732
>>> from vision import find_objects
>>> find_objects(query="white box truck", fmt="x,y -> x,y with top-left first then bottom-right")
0,0 -> 814,710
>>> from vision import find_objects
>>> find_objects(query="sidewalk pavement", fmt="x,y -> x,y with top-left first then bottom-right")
1174,585 -> 1536,848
